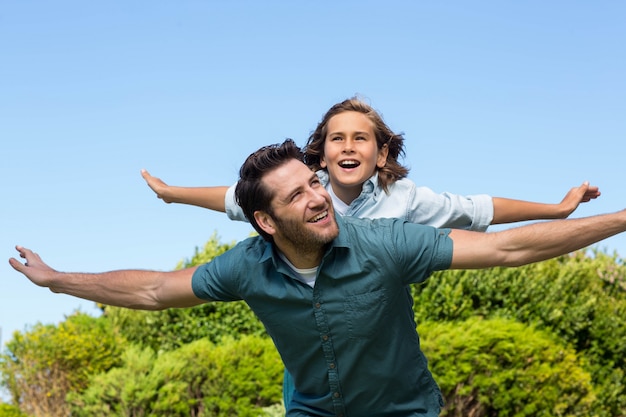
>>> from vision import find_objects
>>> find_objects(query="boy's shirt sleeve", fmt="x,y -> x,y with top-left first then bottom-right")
224,183 -> 249,222
407,183 -> 494,231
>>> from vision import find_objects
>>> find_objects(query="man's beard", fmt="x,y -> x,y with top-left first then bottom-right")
272,213 -> 339,253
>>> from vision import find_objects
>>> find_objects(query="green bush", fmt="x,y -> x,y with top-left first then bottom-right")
195,336 -> 283,417
105,302 -> 267,353
67,344 -> 159,416
413,251 -> 626,415
69,335 -> 282,417
420,317 -> 595,417
0,403 -> 31,417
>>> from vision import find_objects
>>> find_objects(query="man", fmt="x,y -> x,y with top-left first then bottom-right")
9,139 -> 626,417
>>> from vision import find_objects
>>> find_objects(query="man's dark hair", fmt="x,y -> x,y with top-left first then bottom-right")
235,139 -> 305,241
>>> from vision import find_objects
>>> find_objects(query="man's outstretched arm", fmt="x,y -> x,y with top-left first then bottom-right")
9,245 -> 204,310
449,209 -> 626,269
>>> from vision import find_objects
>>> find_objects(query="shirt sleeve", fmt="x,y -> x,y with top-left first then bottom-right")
224,183 -> 249,222
407,186 -> 494,232
387,220 -> 454,285
191,253 -> 243,302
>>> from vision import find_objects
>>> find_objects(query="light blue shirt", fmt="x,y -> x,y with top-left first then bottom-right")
225,170 -> 494,231
192,215 -> 453,416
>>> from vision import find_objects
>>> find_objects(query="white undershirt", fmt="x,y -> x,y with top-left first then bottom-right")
279,252 -> 318,288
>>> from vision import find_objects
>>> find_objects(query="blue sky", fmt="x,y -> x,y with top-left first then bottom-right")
1,1 -> 625,348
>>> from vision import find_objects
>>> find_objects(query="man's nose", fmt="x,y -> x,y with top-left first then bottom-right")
308,188 -> 326,207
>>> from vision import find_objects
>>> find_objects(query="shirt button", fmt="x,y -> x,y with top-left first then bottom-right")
322,334 -> 329,341
329,363 -> 335,369
315,302 -> 321,308
333,392 -> 340,398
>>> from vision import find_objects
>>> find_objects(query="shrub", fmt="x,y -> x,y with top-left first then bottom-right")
420,317 -> 595,417
69,335 -> 282,417
413,251 -> 626,415
0,403 -> 30,417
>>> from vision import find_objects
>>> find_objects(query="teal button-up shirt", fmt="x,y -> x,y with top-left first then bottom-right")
192,215 -> 453,417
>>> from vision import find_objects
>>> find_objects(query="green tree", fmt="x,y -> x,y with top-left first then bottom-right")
0,313 -> 125,417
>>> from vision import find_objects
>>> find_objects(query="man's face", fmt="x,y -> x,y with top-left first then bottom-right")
259,159 -> 339,254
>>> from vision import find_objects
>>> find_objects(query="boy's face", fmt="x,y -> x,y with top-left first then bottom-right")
321,111 -> 389,204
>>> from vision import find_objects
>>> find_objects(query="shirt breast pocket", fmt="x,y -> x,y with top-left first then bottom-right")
344,288 -> 388,339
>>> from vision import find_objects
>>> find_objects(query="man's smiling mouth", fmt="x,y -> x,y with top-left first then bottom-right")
308,211 -> 329,223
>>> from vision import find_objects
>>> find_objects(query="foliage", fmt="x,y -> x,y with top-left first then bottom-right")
195,335 -> 282,416
260,402 -> 285,417
67,344 -> 159,416
421,317 -> 595,417
173,232 -> 241,269
413,250 -> 626,416
103,233 -> 268,353
68,335 -> 282,417
0,312 -> 124,417
104,301 -> 267,354
0,403 -> 30,417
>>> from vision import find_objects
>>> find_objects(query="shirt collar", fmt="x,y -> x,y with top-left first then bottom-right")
315,169 -> 379,197
328,215 -> 351,250
361,172 -> 378,195
259,214 -> 352,268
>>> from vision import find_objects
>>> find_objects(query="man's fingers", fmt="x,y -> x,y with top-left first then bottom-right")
8,257 -> 26,272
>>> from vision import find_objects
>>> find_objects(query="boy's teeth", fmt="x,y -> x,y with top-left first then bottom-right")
339,160 -> 359,168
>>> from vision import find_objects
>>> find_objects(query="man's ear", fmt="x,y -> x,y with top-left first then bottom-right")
254,211 -> 276,236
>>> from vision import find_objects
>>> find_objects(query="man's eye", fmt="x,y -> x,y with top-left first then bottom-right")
291,192 -> 301,201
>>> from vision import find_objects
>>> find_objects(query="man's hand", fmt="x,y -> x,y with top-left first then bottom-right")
9,245 -> 57,288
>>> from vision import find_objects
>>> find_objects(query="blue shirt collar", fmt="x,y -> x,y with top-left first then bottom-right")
316,169 -> 380,199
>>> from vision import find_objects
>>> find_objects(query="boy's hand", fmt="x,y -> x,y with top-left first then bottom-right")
559,181 -> 601,217
141,169 -> 174,203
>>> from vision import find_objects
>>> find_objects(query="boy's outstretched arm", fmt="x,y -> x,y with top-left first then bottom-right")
491,181 -> 601,224
141,169 -> 229,212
